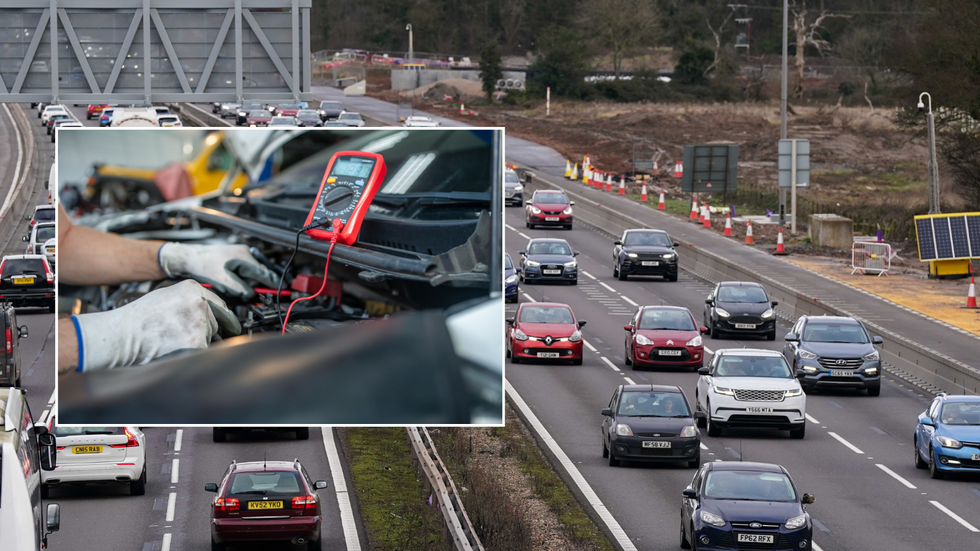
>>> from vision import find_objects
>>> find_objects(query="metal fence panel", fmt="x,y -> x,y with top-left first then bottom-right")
851,242 -> 892,276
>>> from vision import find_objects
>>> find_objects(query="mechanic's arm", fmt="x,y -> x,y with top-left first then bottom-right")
57,204 -> 165,285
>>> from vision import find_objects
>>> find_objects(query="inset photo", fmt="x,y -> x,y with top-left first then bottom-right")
56,127 -> 503,425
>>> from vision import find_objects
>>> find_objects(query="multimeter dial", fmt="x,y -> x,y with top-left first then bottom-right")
313,182 -> 362,223
304,151 -> 386,246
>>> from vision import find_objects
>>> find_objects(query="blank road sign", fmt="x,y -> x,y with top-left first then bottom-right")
778,139 -> 810,188
914,213 -> 980,261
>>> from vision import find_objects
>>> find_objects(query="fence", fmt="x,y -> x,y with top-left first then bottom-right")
851,242 -> 892,276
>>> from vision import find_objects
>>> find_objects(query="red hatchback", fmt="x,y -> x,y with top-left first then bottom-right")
623,305 -> 708,370
507,302 -> 585,365
206,459 -> 328,550
275,103 -> 302,116
525,190 -> 574,230
87,104 -> 109,119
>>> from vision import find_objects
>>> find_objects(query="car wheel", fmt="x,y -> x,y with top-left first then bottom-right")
86,113 -> 91,120
295,427 -> 310,440
571,356 -> 583,365
51,133 -> 55,143
706,402 -> 721,437
308,537 -> 323,551
15,375 -> 21,387
211,537 -> 226,551
613,262 -> 619,278
624,345 -> 632,366
570,278 -> 578,285
767,330 -> 776,341
511,353 -> 521,364
212,428 -> 227,442
41,484 -> 49,499
602,439 -> 609,458
49,302 -> 55,313
914,437 -> 927,469
618,268 -> 627,281
667,272 -> 678,282
680,518 -> 692,549
790,423 -> 806,439
687,453 -> 701,469
130,467 -> 147,496
608,448 -> 620,467
929,446 -> 944,479
709,322 -> 720,340
867,385 -> 881,397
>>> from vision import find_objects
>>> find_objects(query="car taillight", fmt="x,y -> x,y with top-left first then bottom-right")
5,328 -> 11,354
215,497 -> 239,511
292,495 -> 317,509
42,260 -> 53,283
110,427 -> 139,448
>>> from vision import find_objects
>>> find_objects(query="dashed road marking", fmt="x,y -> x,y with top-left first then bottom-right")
827,432 -> 864,454
620,295 -> 638,306
700,443 -> 709,450
170,459 -> 179,484
623,377 -> 636,385
805,414 -> 820,424
522,292 -> 535,302
600,356 -> 621,372
930,501 -> 979,532
504,224 -> 530,240
174,429 -> 183,452
583,339 -> 597,352
165,492 -> 176,522
875,464 -> 916,489
581,270 -> 597,280
599,281 -> 618,293
161,533 -> 172,551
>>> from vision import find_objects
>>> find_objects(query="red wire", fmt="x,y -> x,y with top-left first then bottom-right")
281,221 -> 340,334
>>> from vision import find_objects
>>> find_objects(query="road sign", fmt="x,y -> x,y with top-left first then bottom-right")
778,139 -> 809,188
681,143 -> 739,194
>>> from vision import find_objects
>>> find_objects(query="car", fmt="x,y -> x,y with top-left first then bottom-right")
40,417 -> 147,497
506,302 -> 585,365
695,348 -> 807,438
247,110 -> 273,126
524,189 -> 574,230
783,315 -> 883,396
152,106 -> 171,116
158,115 -> 183,127
323,121 -> 348,127
40,105 -> 67,126
27,204 -> 55,228
212,101 -> 222,113
504,168 -> 523,207
51,120 -> 83,141
703,281 -> 778,340
42,238 -> 56,268
338,111 -> 366,127
205,459 -> 329,550
0,254 -> 55,312
317,100 -> 344,121
680,462 -> 815,551
86,104 -> 109,119
518,238 -> 578,284
212,427 -> 310,442
623,306 -> 708,370
601,384 -> 703,468
914,394 -> 980,478
275,103 -> 302,117
269,116 -> 299,127
236,103 -> 263,125
403,115 -> 440,127
612,229 -> 680,281
504,253 -> 519,303
23,222 -> 55,256
45,113 -> 73,134
219,102 -> 241,118
296,109 -> 322,127
99,107 -> 116,127
0,303 -> 28,387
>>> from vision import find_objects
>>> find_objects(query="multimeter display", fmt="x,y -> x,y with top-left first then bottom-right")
304,151 -> 387,245
331,159 -> 375,179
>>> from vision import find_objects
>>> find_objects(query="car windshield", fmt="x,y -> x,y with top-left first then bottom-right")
638,309 -> 696,331
717,286 -> 769,303
534,192 -> 568,204
320,102 -> 342,109
1,259 -> 46,276
941,402 -> 980,425
527,242 -> 572,256
802,322 -> 868,343
624,231 -> 671,247
227,471 -> 303,495
279,104 -> 300,109
36,226 -> 55,241
341,114 -> 362,120
715,355 -> 792,377
250,111 -> 271,119
504,254 -> 513,269
519,306 -> 574,324
35,209 -> 55,221
298,110 -> 318,117
704,471 -> 797,501
618,391 -> 690,417
505,171 -> 520,183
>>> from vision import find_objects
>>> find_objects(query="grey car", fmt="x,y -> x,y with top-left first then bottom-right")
783,315 -> 883,396
504,169 -> 523,206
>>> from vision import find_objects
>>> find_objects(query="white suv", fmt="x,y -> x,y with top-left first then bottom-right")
41,416 -> 147,497
695,348 -> 806,439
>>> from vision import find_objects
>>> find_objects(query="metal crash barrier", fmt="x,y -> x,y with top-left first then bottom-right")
851,241 -> 892,276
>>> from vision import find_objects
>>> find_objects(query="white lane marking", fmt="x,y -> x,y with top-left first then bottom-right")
38,410 -> 49,424
600,357 -> 621,372
504,223 -> 530,240
165,492 -> 177,522
620,295 -> 638,306
623,377 -> 636,385
703,345 -> 714,355
805,414 -> 820,424
171,459 -> 180,484
813,542 -> 825,551
700,443 -> 709,450
930,501 -> 980,532
581,270 -> 597,280
599,281 -> 618,293
875,464 -> 916,489
174,429 -> 183,452
0,104 -> 25,218
161,533 -> 172,551
583,339 -> 597,353
827,432 -> 865,454
47,389 -> 56,405
322,428 -> 363,551
522,292 -> 535,302
507,381 -> 638,551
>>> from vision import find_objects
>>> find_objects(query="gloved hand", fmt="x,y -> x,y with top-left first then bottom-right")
158,242 -> 277,300
71,280 -> 242,372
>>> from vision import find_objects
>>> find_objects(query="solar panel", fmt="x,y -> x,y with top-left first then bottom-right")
916,218 -> 936,261
915,213 -> 980,261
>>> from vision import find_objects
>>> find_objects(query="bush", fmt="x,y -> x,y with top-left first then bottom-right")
502,90 -> 532,107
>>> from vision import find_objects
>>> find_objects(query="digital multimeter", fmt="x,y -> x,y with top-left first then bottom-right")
304,151 -> 387,245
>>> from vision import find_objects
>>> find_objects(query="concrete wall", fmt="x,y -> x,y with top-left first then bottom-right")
392,70 -> 525,90
808,214 -> 853,249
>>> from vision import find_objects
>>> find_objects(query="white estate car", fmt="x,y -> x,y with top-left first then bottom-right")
41,416 -> 147,497
402,115 -> 440,127
695,348 -> 806,439
40,105 -> 67,126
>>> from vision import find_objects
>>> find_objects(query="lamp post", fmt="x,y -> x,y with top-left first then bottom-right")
406,24 -> 413,62
778,0 -> 789,227
918,92 -> 940,214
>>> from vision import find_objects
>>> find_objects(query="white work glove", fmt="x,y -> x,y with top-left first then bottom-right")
70,280 -> 241,372
158,242 -> 277,300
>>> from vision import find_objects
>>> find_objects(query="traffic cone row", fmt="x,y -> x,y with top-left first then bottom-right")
774,227 -> 788,255
657,190 -> 665,210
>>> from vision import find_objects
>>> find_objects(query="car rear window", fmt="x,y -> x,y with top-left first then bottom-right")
228,471 -> 303,495
159,116 -> 178,123
36,226 -> 55,241
52,426 -> 124,437
519,306 -> 573,324
2,259 -> 46,276
35,209 -> 55,222
320,102 -> 342,109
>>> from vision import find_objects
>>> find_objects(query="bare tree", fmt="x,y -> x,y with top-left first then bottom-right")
836,27 -> 889,112
497,0 -> 527,53
703,7 -> 736,78
579,0 -> 660,79
791,1 -> 849,99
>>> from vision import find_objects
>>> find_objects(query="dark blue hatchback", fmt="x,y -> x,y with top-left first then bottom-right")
504,253 -> 519,303
681,462 -> 815,551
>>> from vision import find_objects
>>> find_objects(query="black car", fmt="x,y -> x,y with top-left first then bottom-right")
0,302 -> 29,386
235,104 -> 263,125
681,462 -> 815,551
317,100 -> 344,121
212,427 -> 309,442
612,229 -> 680,281
601,384 -> 703,468
296,110 -> 323,127
519,238 -> 578,285
704,281 -> 778,340
783,315 -> 883,396
0,255 -> 55,312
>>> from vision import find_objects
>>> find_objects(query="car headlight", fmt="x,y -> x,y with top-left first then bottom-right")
700,510 -> 726,527
317,110 -> 324,114
937,435 -> 962,449
635,334 -> 654,346
711,386 -> 735,396
514,184 -> 523,192
513,329 -> 528,342
663,253 -> 675,259
569,330 -> 582,343
715,308 -> 730,318
505,274 -> 518,284
864,367 -> 878,375
802,365 -> 818,374
616,423 -> 633,436
680,425 -> 698,438
799,350 -> 818,359
563,206 -> 573,215
784,387 -> 803,397
530,206 -> 542,214
863,350 -> 879,361
686,335 -> 702,347
761,308 -> 774,319
564,261 -> 577,268
785,514 -> 807,530
238,112 -> 246,116
628,253 -> 638,258
525,260 -> 540,267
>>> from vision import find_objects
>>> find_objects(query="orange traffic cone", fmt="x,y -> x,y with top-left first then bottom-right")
657,190 -> 666,210
618,176 -> 625,195
597,171 -> 605,189
967,275 -> 977,308
605,173 -> 613,191
592,170 -> 599,188
460,102 -> 465,114
702,207 -> 712,229
652,160 -> 659,176
582,165 -> 590,184
571,163 -> 578,180
698,203 -> 706,224
723,212 -> 733,236
640,183 -> 648,201
774,227 -> 788,255
674,161 -> 683,178
745,221 -> 754,245
689,199 -> 698,220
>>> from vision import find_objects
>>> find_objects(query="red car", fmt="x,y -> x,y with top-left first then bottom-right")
86,104 -> 109,119
206,459 -> 328,550
247,110 -> 273,126
525,190 -> 574,230
623,305 -> 708,370
507,302 -> 585,365
275,103 -> 302,116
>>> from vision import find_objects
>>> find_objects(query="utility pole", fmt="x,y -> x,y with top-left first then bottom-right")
919,92 -> 941,214
779,0 -> 789,227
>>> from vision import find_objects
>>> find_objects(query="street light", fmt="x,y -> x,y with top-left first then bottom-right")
919,92 -> 940,214
406,24 -> 413,62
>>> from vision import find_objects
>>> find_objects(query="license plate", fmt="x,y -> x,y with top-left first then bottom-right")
12,277 -> 34,284
972,454 -> 980,461
247,501 -> 283,510
746,407 -> 773,413
537,352 -> 560,358
737,534 -> 774,544
641,261 -> 659,266
545,217 -> 559,221
72,445 -> 102,454
642,441 -> 671,448
658,350 -> 682,356
543,269 -> 561,275
830,370 -> 854,377
46,248 -> 55,253
734,323 -> 756,329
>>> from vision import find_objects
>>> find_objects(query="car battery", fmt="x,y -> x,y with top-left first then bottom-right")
290,273 -> 342,301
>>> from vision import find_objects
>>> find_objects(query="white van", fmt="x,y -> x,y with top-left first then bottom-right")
110,108 -> 159,127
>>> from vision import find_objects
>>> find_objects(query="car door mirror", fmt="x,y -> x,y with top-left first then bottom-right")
771,300 -> 779,307
22,235 -> 28,241
18,325 -> 28,338
784,333 -> 799,342
577,320 -> 587,328
704,298 -> 713,305
624,324 -> 633,331
515,267 -> 521,273
802,493 -> 815,504
569,201 -> 575,206
573,251 -> 580,256
24,215 -> 32,221
682,488 -> 698,499
694,411 -> 707,421
601,408 -> 613,417
614,240 -> 622,246
205,483 -> 219,492
918,412 -> 934,426
673,242 -> 680,247
872,336 -> 883,345
700,326 -> 709,334
46,503 -> 60,533
314,480 -> 328,490
506,318 -> 515,326
796,369 -> 806,378
698,367 -> 710,375
519,250 -> 527,256
37,432 -> 56,471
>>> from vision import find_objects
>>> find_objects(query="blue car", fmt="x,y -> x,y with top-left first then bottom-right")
914,394 -> 980,478
519,238 -> 578,285
681,462 -> 815,551
504,253 -> 519,303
